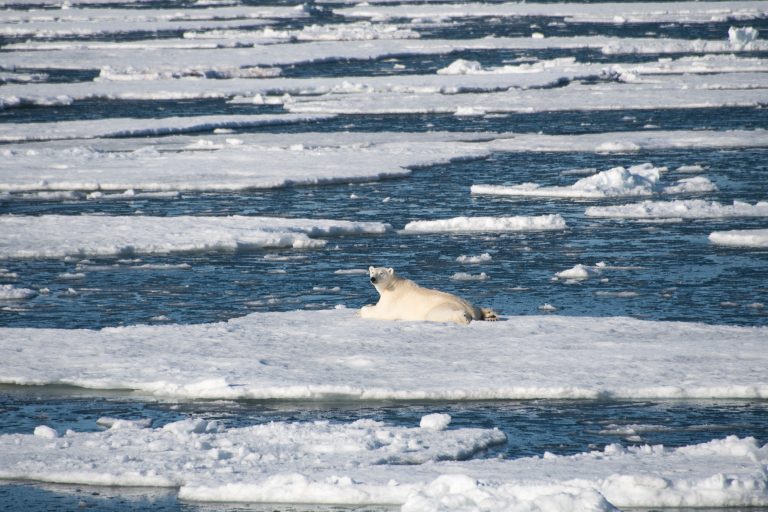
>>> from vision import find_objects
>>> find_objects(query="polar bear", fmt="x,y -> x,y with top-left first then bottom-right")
360,266 -> 498,324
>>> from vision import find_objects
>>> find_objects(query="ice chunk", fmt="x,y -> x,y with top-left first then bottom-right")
709,229 -> 768,248
402,215 -> 567,233
419,413 -> 451,431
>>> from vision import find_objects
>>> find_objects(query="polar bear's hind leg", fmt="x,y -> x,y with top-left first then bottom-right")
425,303 -> 472,324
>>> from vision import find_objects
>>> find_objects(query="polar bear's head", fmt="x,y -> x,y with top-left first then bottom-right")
368,266 -> 395,293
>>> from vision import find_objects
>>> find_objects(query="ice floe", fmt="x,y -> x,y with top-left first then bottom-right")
2,411 -> 765,509
555,264 -> 599,280
0,215 -> 392,259
450,272 -> 489,281
2,308 -> 766,400
456,253 -> 493,264
335,1 -> 768,25
709,229 -> 768,248
0,284 -> 37,300
1,130 -> 765,197
401,215 -> 567,233
285,78 -> 768,115
4,33 -> 767,76
0,132 -> 488,193
0,114 -> 333,142
472,163 -> 715,199
586,200 -> 768,219
485,129 -> 768,153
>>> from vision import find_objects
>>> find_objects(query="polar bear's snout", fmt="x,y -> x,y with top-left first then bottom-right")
370,276 -> 377,284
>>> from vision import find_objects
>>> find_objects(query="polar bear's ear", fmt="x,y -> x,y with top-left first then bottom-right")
386,267 -> 394,275
369,266 -> 375,273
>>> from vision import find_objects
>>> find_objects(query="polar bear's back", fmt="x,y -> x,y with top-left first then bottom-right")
375,277 -> 482,321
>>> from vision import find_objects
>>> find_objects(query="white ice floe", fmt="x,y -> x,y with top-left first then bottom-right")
586,200 -> 768,219
472,163 -> 716,199
709,229 -> 768,248
2,411 -> 765,510
0,284 -> 37,300
185,21 -> 420,43
0,114 -> 331,142
729,26 -> 761,49
0,59 -> 607,107
0,132 -> 488,193
0,415 -> 506,487
485,129 -> 768,153
450,272 -> 489,281
1,130 -> 764,196
0,215 -> 392,259
2,308 -> 766,400
284,71 -> 768,115
0,17 -> 272,39
555,262 -> 641,281
0,5 -> 308,25
285,77 -> 768,115
335,1 -> 768,25
5,34 -> 768,77
555,264 -> 598,280
401,215 -> 567,233
456,253 -> 492,264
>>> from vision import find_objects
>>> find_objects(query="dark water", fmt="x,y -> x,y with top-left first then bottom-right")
1,0 -> 768,509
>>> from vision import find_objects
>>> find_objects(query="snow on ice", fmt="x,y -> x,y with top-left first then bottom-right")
401,215 -> 567,233
709,229 -> 768,248
1,309 -> 768,508
0,114 -> 332,142
334,1 -> 768,25
0,132 -> 488,194
1,414 -> 766,509
1,308 -> 766,400
4,33 -> 767,77
586,199 -> 768,219
0,215 -> 392,259
471,163 -> 716,199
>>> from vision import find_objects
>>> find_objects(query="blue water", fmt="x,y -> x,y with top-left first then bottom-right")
1,0 -> 768,509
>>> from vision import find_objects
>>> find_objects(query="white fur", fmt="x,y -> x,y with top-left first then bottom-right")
360,266 -> 490,324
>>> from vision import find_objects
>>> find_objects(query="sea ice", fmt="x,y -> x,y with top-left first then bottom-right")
0,132 -> 488,194
555,264 -> 596,280
0,215 -> 392,259
472,163 -> 715,199
285,77 -> 768,115
401,215 -> 567,233
586,200 -> 768,219
1,309 -> 766,400
335,1 -> 768,25
0,114 -> 332,142
456,253 -> 492,264
450,272 -> 489,281
709,229 -> 768,248
0,284 -> 38,300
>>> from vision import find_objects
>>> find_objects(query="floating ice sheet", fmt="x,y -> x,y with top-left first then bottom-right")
1,5 -> 309,24
0,18 -> 272,38
402,215 -> 567,233
0,132 -> 488,193
1,414 -> 765,509
4,35 -> 767,74
9,55 -> 768,107
586,199 -> 768,219
1,308 -> 765,400
335,1 -> 768,24
0,215 -> 392,259
285,78 -> 768,115
709,228 -> 768,247
472,163 -> 716,199
0,114 -> 333,142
